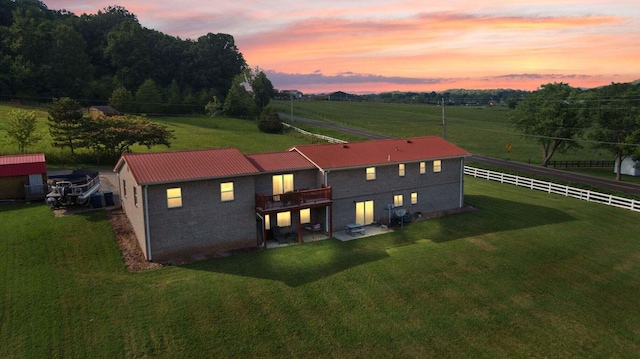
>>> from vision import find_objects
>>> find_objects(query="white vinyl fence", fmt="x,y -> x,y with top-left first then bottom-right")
282,123 -> 347,144
465,166 -> 640,213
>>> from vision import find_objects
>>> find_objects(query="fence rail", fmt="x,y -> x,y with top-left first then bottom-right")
464,166 -> 640,213
282,123 -> 347,144
547,160 -> 615,168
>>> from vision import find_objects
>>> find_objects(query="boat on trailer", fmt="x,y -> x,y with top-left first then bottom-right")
46,169 -> 101,209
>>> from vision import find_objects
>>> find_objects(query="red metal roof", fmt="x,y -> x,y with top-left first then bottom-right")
291,136 -> 469,170
245,151 -> 315,172
0,154 -> 46,177
117,148 -> 259,185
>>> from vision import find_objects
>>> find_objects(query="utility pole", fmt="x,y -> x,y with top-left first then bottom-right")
441,97 -> 446,140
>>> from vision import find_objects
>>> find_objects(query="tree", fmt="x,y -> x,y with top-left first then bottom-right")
223,73 -> 255,118
249,68 -> 275,113
585,82 -> 640,180
204,96 -> 223,117
6,110 -> 42,153
257,106 -> 283,134
135,79 -> 162,114
85,115 -> 174,161
508,83 -> 587,167
47,97 -> 87,156
109,86 -> 135,113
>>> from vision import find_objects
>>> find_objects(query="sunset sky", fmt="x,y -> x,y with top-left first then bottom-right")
45,0 -> 640,94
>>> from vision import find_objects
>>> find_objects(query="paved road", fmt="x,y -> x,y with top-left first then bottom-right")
280,113 -> 640,196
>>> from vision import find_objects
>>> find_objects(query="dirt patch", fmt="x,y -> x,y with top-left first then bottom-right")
108,209 -> 164,272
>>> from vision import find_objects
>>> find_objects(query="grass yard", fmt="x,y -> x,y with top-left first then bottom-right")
2,177 -> 639,357
272,100 -> 614,165
0,103 -> 314,165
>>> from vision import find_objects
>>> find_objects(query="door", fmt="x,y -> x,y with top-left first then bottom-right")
28,174 -> 45,196
355,200 -> 374,225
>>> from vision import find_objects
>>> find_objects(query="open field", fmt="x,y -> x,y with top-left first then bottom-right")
2,177 -> 639,357
272,100 -> 614,165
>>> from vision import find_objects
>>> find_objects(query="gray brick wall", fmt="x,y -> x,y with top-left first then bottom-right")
328,158 -> 463,229
117,163 -> 148,259
146,176 -> 257,261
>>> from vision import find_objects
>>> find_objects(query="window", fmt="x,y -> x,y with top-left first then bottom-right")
273,174 -> 294,199
133,187 -> 138,206
394,194 -> 403,207
366,167 -> 376,180
277,211 -> 291,227
167,187 -> 182,208
265,214 -> 271,230
220,182 -> 234,202
433,160 -> 442,173
122,179 -> 127,197
420,161 -> 426,174
398,163 -> 405,177
411,192 -> 418,205
300,208 -> 311,224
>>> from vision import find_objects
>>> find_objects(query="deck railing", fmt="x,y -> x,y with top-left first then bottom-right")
256,186 -> 332,211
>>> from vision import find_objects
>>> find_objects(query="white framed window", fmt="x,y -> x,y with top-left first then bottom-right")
133,187 -> 138,206
366,167 -> 376,180
220,182 -> 234,202
167,187 -> 182,208
420,161 -> 426,174
265,214 -> 271,230
433,160 -> 442,173
300,208 -> 311,224
411,192 -> 418,205
398,163 -> 405,177
394,194 -> 403,207
122,179 -> 127,197
277,211 -> 291,227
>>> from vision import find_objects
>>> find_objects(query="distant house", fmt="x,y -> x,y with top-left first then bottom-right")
114,136 -> 470,261
0,154 -> 47,200
328,91 -> 350,101
615,156 -> 640,177
89,106 -> 120,120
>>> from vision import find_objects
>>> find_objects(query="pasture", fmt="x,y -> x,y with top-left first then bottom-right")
2,177 -> 639,357
272,100 -> 613,165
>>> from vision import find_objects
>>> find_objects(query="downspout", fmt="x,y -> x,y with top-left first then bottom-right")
323,170 -> 330,236
459,158 -> 464,208
143,185 -> 152,261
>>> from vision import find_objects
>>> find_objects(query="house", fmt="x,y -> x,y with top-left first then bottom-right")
0,153 -> 47,200
114,136 -> 470,261
615,156 -> 640,176
89,105 -> 120,120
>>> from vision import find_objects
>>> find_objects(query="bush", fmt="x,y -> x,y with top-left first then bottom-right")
257,106 -> 283,134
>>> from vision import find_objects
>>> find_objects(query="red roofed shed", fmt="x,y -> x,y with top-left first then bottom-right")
0,154 -> 47,200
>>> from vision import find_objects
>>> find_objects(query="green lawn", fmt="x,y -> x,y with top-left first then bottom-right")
2,178 -> 639,357
0,104 -> 314,164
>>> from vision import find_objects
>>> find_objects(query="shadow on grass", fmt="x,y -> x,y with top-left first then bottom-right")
181,239 -> 390,287
181,195 -> 575,286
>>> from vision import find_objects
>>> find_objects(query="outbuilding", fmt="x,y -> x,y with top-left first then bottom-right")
0,153 -> 47,200
615,156 -> 640,177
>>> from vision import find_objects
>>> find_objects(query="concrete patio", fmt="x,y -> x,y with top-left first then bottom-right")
265,224 -> 394,249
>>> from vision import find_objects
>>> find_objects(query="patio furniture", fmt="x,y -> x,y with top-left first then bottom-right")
345,223 -> 365,236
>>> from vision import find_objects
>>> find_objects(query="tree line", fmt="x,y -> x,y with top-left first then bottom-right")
0,1 -> 247,114
509,82 -> 640,180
